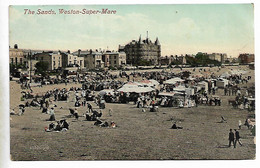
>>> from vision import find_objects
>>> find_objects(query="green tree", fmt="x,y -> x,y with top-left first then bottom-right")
170,59 -> 181,65
137,59 -> 152,66
35,61 -> 49,76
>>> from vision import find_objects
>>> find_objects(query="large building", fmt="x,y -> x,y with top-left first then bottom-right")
75,49 -> 126,69
61,51 -> 84,69
9,44 -> 25,66
208,53 -> 227,63
103,51 -> 126,68
34,51 -> 63,70
77,49 -> 104,69
238,53 -> 254,64
119,34 -> 161,65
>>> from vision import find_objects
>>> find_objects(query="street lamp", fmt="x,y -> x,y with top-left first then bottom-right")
29,50 -> 32,83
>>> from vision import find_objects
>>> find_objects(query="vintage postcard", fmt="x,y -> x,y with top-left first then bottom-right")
8,4 -> 255,161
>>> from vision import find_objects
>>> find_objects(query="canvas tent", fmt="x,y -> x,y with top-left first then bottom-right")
220,72 -> 231,78
158,91 -> 184,97
139,79 -> 160,89
117,82 -> 155,93
173,85 -> 186,92
164,77 -> 185,85
98,89 -> 115,96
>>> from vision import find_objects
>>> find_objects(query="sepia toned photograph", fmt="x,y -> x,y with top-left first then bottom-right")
8,4 -> 255,161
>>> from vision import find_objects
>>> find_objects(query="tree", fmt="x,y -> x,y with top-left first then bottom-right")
35,61 -> 49,76
170,59 -> 181,65
137,59 -> 152,66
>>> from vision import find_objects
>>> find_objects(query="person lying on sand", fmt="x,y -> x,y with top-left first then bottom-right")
111,121 -> 117,128
171,122 -> 183,129
10,109 -> 16,115
54,121 -> 62,131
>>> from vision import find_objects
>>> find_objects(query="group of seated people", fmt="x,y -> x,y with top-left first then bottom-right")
45,119 -> 69,132
69,108 -> 79,119
94,119 -> 117,128
85,110 -> 102,121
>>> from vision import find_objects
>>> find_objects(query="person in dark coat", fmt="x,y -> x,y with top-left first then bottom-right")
60,119 -> 69,129
54,121 -> 62,131
87,103 -> 93,113
228,129 -> 235,148
234,129 -> 242,148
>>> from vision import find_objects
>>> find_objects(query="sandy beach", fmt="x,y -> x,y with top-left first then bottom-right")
10,65 -> 255,160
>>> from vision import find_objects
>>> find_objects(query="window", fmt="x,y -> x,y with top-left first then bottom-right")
11,58 -> 14,64
20,58 -> 23,64
114,60 -> 116,64
114,56 -> 116,59
53,61 -> 56,66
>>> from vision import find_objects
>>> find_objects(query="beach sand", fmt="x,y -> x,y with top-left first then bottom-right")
10,65 -> 255,160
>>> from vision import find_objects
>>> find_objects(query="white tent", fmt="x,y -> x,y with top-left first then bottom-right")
140,79 -> 159,87
139,79 -> 160,89
117,82 -> 155,93
164,77 -> 184,84
98,89 -> 115,96
173,85 -> 186,92
220,72 -> 231,78
158,91 -> 184,97
230,70 -> 247,75
117,86 -> 155,93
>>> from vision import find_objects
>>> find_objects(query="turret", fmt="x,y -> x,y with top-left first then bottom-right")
155,37 -> 160,45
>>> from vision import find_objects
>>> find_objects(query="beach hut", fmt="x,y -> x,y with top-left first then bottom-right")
198,81 -> 209,93
185,88 -> 195,96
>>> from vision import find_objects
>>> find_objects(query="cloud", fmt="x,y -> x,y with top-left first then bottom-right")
9,5 -> 254,57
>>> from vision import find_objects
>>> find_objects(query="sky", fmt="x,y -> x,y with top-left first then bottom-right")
9,4 -> 254,57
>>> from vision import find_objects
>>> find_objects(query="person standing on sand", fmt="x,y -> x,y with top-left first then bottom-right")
228,129 -> 235,148
234,129 -> 243,148
49,107 -> 55,121
87,103 -> 93,113
238,120 -> 242,129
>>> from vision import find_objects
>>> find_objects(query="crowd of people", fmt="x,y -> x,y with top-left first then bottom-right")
10,65 -> 255,150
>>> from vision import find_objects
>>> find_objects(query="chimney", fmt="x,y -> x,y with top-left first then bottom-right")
78,49 -> 81,56
14,44 -> 18,49
67,50 -> 70,54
